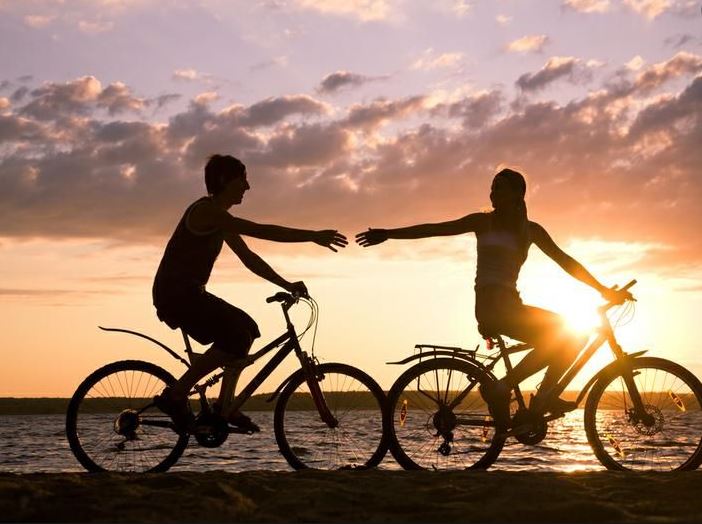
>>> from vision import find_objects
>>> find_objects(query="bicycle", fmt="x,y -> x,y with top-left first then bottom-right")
384,280 -> 702,471
66,292 -> 388,473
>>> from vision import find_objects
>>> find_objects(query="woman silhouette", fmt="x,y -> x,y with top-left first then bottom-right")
356,168 -> 630,427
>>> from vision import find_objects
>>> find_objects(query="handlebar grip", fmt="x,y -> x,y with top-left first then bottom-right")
622,279 -> 637,291
266,292 -> 290,303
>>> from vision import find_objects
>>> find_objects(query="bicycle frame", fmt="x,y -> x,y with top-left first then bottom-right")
99,294 -> 338,428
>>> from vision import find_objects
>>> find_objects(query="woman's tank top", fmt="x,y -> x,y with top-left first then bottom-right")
153,197 -> 224,305
475,214 -> 530,291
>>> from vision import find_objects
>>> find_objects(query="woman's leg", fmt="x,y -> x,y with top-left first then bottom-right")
498,304 -> 584,396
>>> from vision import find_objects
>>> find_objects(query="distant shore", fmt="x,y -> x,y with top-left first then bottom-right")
1,470 -> 701,522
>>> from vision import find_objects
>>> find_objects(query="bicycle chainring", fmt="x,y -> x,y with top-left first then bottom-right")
512,408 -> 548,445
194,412 -> 229,448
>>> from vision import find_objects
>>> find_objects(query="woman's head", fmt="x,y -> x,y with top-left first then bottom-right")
490,168 -> 526,212
490,168 -> 529,250
205,154 -> 247,196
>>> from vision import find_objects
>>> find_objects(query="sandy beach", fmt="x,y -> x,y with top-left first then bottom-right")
1,470 -> 701,523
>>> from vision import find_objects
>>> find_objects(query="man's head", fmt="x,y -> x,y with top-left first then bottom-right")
205,154 -> 249,206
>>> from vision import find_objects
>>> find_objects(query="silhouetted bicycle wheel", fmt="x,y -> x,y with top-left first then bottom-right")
66,360 -> 189,472
386,358 -> 505,470
274,363 -> 387,470
585,357 -> 702,471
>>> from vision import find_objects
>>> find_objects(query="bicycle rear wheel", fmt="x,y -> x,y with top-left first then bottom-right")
66,360 -> 189,472
386,358 -> 505,470
584,357 -> 702,471
274,363 -> 387,470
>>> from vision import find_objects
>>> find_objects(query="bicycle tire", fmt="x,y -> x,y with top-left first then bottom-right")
66,360 -> 190,473
274,363 -> 388,470
386,358 -> 505,470
584,356 -> 702,471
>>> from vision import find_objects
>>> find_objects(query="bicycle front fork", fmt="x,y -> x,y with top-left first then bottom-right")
301,353 -> 338,428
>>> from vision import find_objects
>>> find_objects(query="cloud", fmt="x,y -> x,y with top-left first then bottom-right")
238,95 -> 330,127
291,0 -> 392,21
562,0 -> 611,13
343,96 -> 427,131
20,76 -> 145,120
664,34 -> 696,49
316,71 -> 386,94
495,14 -> 512,26
622,0 -> 670,19
1,57 -> 702,271
505,35 -> 550,54
77,19 -> 114,33
411,49 -> 465,71
516,56 -> 593,93
632,52 -> 702,93
172,69 -> 210,82
250,56 -> 289,72
23,14 -> 55,28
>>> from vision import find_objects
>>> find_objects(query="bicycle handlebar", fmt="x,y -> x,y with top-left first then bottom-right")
265,291 -> 309,304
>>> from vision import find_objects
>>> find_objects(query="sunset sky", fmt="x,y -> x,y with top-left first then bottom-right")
1,0 -> 701,397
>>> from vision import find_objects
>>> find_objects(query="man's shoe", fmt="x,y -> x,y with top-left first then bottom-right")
530,393 -> 576,415
154,387 -> 194,433
479,380 -> 511,430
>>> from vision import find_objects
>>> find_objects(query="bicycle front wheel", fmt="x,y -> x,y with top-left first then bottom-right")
585,357 -> 702,471
66,360 -> 189,473
274,363 -> 387,470
386,358 -> 505,470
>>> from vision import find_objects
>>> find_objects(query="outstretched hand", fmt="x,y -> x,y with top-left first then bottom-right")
355,228 -> 389,247
314,230 -> 348,252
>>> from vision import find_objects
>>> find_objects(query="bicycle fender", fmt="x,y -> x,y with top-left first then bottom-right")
576,350 -> 648,406
99,326 -> 191,368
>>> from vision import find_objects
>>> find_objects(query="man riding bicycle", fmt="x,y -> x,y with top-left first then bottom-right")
152,154 -> 347,431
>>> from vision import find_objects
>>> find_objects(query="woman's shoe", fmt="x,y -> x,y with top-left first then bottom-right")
211,402 -> 261,434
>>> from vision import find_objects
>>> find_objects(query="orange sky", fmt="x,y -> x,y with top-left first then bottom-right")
1,0 -> 701,396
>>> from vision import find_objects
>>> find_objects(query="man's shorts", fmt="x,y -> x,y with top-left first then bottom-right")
155,289 -> 260,357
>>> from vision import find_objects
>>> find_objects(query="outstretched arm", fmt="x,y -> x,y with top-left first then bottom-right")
356,213 -> 484,247
225,232 -> 307,295
191,200 -> 347,252
531,222 -> 630,301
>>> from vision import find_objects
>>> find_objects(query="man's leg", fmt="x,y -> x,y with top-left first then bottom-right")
169,345 -> 233,400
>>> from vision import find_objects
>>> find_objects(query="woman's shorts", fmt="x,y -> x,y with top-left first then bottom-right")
155,289 -> 260,356
474,286 -> 571,351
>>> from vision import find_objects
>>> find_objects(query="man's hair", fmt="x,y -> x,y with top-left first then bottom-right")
204,155 -> 246,195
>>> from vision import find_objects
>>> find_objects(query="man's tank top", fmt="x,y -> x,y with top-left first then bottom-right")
153,197 -> 224,304
475,214 -> 530,291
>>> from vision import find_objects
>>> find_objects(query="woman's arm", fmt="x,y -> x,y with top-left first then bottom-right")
356,213 -> 484,247
531,222 -> 630,301
225,232 -> 308,294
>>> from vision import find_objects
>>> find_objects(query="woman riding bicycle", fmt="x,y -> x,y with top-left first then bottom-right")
356,168 -> 631,427
153,154 -> 347,431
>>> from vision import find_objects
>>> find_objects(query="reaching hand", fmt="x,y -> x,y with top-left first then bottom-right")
355,228 -> 389,247
314,230 -> 348,252
601,286 -> 634,305
287,280 -> 309,298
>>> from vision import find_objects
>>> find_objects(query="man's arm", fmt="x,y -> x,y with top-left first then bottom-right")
192,200 -> 346,251
225,232 -> 306,293
357,213 -> 485,247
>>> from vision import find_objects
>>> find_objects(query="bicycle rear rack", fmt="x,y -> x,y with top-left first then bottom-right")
387,343 -> 479,365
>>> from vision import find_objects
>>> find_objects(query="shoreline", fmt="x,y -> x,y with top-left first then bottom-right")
1,470 -> 701,523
